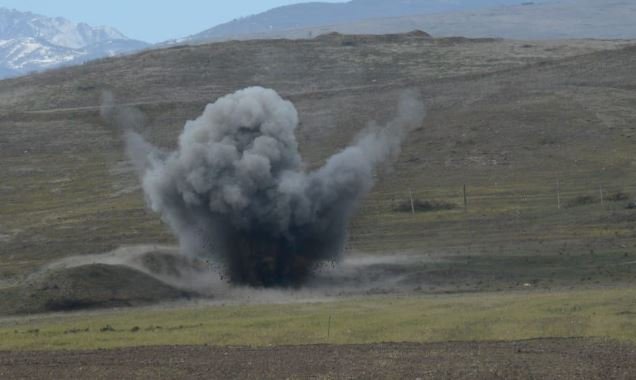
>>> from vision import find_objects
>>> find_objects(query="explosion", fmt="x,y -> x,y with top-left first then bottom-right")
110,87 -> 425,287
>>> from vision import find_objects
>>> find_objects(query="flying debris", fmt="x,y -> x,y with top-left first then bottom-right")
105,87 -> 425,287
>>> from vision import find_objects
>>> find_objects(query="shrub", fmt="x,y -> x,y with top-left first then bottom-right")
607,192 -> 630,202
565,195 -> 597,208
393,199 -> 458,213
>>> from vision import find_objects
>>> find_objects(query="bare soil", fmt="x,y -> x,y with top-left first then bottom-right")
1,338 -> 634,379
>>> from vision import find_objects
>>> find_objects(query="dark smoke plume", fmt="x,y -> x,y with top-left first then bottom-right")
106,87 -> 425,287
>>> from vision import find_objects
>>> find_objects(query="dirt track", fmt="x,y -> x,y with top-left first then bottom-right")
1,338 -> 634,379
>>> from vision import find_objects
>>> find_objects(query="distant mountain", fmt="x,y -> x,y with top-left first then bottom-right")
0,8 -> 148,79
183,0 -> 636,43
184,0 -> 527,43
317,0 -> 636,40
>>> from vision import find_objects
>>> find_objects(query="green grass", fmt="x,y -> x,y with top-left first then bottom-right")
3,287 -> 636,351
2,38 -> 636,283
2,38 -> 636,353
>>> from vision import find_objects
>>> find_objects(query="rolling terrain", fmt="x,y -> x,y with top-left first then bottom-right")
182,0 -> 636,42
1,33 -> 635,292
2,30 -> 636,377
184,0 -> 527,42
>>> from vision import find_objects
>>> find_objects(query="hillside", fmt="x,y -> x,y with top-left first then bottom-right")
185,0 -> 636,42
185,0 -> 526,42
1,33 -> 636,302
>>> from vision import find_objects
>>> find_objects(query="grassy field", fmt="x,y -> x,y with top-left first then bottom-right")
2,287 -> 636,351
1,36 -> 635,283
2,33 -> 636,360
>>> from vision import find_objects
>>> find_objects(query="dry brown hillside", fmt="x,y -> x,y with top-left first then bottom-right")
1,33 -> 636,296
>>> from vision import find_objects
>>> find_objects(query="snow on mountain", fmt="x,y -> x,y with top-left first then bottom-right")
0,8 -> 148,79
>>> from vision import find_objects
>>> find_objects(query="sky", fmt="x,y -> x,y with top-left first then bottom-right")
0,0 -> 346,43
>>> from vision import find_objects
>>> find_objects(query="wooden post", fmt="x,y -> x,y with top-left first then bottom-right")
463,185 -> 468,212
557,179 -> 561,210
409,189 -> 415,215
327,315 -> 332,339
600,186 -> 605,209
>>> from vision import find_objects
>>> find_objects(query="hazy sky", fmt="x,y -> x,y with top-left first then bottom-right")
0,0 -> 346,43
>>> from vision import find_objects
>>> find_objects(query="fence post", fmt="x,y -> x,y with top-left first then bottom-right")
463,185 -> 468,212
409,189 -> 415,215
600,186 -> 605,209
556,179 -> 561,210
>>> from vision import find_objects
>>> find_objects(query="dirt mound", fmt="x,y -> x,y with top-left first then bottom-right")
406,30 -> 432,38
37,246 -> 222,295
0,264 -> 195,316
314,30 -> 432,45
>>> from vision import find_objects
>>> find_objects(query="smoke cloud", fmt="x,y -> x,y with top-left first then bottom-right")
106,87 -> 425,287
